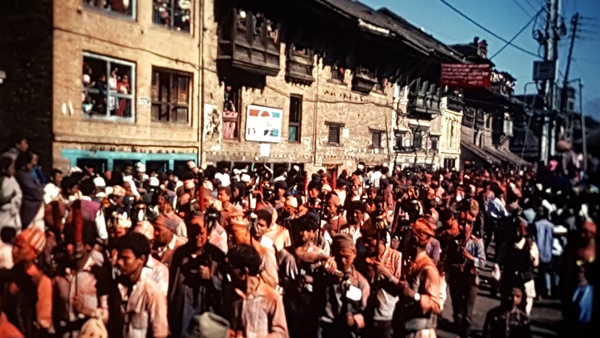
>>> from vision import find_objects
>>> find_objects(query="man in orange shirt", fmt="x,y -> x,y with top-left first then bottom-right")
394,218 -> 442,338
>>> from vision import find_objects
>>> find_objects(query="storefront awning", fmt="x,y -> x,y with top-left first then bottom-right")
461,140 -> 501,165
484,146 -> 530,167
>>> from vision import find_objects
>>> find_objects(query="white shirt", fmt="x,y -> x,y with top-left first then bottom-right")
0,175 -> 22,231
118,274 -> 169,338
43,182 -> 61,204
0,241 -> 13,269
142,256 -> 169,297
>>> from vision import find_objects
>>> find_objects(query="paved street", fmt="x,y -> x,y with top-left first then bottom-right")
437,246 -> 562,338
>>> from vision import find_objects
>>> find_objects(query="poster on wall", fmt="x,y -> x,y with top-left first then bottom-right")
245,104 -> 283,143
203,104 -> 221,143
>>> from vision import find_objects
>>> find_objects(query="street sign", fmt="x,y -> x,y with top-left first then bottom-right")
533,61 -> 556,81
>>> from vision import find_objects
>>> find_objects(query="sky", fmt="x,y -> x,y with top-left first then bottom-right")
362,0 -> 600,118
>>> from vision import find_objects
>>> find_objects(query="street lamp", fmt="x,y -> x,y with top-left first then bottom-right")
0,69 -> 6,85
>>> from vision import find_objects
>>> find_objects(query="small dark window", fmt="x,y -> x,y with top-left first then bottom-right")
328,125 -> 341,145
430,136 -> 438,151
223,84 -> 242,140
372,131 -> 383,148
331,64 -> 344,82
289,95 -> 302,142
413,130 -> 423,149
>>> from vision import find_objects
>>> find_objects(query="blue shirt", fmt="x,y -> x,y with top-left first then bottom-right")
465,237 -> 486,270
534,219 -> 554,263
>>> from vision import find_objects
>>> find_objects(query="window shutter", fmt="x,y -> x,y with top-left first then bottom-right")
329,126 -> 340,144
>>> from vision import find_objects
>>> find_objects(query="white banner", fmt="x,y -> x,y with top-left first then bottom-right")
245,104 -> 283,143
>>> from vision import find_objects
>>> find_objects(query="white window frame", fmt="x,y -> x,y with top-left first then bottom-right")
83,52 -> 136,122
83,0 -> 138,20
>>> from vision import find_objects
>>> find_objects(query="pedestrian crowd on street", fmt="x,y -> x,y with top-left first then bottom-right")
0,136 -> 596,338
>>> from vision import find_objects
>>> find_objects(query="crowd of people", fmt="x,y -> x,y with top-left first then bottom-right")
0,136 -> 596,338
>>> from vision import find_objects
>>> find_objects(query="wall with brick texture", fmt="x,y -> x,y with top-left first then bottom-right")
0,0 -> 54,171
201,0 -> 394,173
50,0 -> 204,169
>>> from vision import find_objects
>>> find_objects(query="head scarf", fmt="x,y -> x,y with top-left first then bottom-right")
19,227 -> 46,254
413,217 -> 436,237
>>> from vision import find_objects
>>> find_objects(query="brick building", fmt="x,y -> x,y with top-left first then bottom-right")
451,39 -> 528,168
1,0 -> 200,173
1,0 -> 467,175
203,0 -> 466,174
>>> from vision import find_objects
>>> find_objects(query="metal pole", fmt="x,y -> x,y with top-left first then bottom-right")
579,81 -> 587,171
521,82 -> 537,161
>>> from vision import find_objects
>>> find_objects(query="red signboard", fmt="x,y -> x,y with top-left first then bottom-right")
440,63 -> 491,88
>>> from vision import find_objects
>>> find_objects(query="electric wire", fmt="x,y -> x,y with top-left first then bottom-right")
491,8 -> 544,60
439,0 -> 542,59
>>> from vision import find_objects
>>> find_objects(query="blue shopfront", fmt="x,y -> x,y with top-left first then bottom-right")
61,149 -> 199,174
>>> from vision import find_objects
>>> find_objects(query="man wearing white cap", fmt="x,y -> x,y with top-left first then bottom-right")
134,162 -> 149,196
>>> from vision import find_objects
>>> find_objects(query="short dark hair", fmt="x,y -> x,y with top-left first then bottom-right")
0,157 -> 13,174
79,179 -> 96,196
227,244 -> 262,276
350,200 -> 367,213
12,135 -> 27,146
51,169 -> 63,177
255,209 -> 272,224
0,227 -> 17,244
218,186 -> 232,196
15,151 -> 33,170
361,225 -> 388,242
117,232 -> 151,259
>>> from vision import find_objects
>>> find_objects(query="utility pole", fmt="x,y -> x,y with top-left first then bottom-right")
539,0 -> 561,164
560,13 -> 580,142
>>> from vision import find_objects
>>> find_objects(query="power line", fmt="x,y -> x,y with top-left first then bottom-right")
512,0 -> 534,16
439,0 -> 543,59
491,8 -> 544,59
524,0 -> 542,14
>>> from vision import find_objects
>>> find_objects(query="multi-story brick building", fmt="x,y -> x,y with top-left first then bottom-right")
1,0 -> 466,175
1,0 -> 201,173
